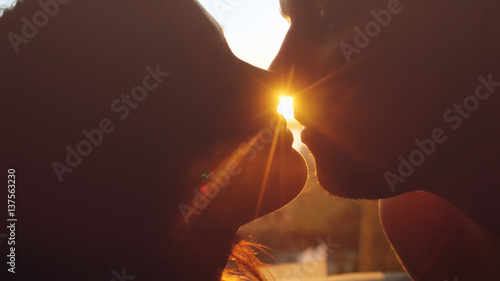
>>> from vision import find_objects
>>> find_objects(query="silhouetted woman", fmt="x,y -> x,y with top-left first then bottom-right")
0,0 -> 306,280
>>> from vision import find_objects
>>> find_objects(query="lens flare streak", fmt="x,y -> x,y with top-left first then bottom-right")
253,118 -> 284,219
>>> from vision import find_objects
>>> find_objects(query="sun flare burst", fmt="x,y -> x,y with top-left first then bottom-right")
277,96 -> 295,121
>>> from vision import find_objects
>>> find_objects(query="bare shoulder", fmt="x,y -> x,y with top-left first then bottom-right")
380,192 -> 500,281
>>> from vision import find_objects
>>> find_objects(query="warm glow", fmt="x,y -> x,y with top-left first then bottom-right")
277,96 -> 295,121
197,0 -> 290,70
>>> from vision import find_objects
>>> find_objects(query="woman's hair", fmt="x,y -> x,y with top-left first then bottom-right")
223,239 -> 272,281
1,1 -> 276,280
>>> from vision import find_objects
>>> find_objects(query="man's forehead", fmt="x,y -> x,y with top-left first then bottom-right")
279,0 -> 371,16
279,0 -> 320,17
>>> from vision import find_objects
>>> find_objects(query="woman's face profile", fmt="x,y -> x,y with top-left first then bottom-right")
271,0 -> 490,198
1,1 -> 308,275
182,115 -> 307,228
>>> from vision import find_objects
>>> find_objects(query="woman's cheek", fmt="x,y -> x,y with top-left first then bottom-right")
195,129 -> 307,226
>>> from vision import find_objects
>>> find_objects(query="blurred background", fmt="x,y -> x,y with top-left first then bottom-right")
196,0 -> 409,280
0,0 -> 15,16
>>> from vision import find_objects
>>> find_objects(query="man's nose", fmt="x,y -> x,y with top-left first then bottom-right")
269,28 -> 329,127
270,26 -> 305,73
270,26 -> 317,89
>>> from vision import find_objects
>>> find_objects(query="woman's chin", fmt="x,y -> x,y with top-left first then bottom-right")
245,144 -> 307,222
202,129 -> 307,227
270,148 -> 307,206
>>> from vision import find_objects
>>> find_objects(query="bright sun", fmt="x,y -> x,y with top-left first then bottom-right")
277,96 -> 295,121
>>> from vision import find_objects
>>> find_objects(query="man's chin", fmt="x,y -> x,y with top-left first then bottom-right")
313,153 -> 397,200
302,126 -> 399,199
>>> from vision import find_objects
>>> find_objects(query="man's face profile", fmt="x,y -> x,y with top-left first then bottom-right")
271,0 -> 495,199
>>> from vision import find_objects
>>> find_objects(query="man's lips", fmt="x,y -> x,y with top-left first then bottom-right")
300,126 -> 317,147
300,126 -> 332,159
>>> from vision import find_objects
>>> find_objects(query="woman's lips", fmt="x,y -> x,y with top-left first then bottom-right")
280,126 -> 295,149
286,128 -> 295,147
274,115 -> 295,149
